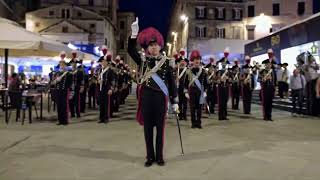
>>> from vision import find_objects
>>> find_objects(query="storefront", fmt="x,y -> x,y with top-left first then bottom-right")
245,12 -> 320,73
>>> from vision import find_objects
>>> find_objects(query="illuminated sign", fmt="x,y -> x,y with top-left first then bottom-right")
271,35 -> 280,47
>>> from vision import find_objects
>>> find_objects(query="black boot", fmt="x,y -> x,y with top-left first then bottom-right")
144,159 -> 154,167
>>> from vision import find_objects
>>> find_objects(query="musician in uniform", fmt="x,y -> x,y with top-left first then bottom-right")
68,51 -> 84,118
217,58 -> 231,120
98,55 -> 115,123
184,50 -> 208,128
240,56 -> 254,114
258,61 -> 276,121
262,49 -> 277,69
176,51 -> 189,120
205,57 -> 217,114
128,18 -> 178,167
55,52 -> 72,125
231,59 -> 240,110
88,62 -> 97,109
78,59 -> 88,113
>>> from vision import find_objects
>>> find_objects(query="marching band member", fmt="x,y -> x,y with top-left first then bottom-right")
128,18 -> 178,167
240,56 -> 254,114
55,51 -> 72,125
184,50 -> 208,128
258,61 -> 276,121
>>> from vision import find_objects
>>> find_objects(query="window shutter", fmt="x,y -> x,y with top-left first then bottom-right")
223,9 -> 226,20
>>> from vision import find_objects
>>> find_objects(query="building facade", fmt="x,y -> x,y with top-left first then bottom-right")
117,11 -> 135,68
0,0 -> 13,19
168,0 -> 314,62
244,0 -> 314,40
25,0 -> 119,57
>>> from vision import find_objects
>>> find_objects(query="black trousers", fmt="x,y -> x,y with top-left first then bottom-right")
207,85 -> 216,114
278,81 -> 289,98
242,84 -> 252,114
99,90 -> 110,122
141,87 -> 166,160
189,87 -> 202,126
261,84 -> 274,120
178,90 -> 188,120
80,89 -> 86,113
69,89 -> 80,117
218,84 -> 229,120
231,83 -> 240,110
306,79 -> 318,116
291,89 -> 303,114
57,90 -> 69,124
113,91 -> 119,112
88,85 -> 96,108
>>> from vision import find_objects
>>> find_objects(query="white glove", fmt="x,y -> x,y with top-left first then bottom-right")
203,92 -> 207,98
131,17 -> 139,38
172,104 -> 179,113
185,93 -> 190,99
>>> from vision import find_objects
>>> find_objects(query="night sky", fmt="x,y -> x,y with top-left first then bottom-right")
119,0 -> 174,40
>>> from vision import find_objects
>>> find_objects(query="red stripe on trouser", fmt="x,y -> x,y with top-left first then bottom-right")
241,85 -> 244,113
261,86 -> 266,119
107,94 -> 111,119
217,86 -> 220,112
66,90 -> 70,123
241,85 -> 244,99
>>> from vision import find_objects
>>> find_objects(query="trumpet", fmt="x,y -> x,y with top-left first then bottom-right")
263,69 -> 273,81
220,69 -> 228,82
244,70 -> 252,89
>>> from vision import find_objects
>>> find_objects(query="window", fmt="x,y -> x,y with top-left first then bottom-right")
195,7 -> 206,19
233,8 -> 242,20
77,12 -> 82,17
195,26 -> 206,38
49,10 -> 54,16
89,0 -> 94,6
247,29 -> 255,40
273,3 -> 280,16
120,21 -> 125,29
61,9 -> 70,18
298,2 -> 305,16
90,23 -> 96,28
216,28 -> 225,38
66,9 -> 70,18
232,27 -> 241,39
248,5 -> 255,17
120,38 -> 125,50
62,26 -> 68,33
61,9 -> 65,18
100,10 -> 107,16
215,7 -> 225,20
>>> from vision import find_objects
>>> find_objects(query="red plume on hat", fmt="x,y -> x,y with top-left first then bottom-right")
173,53 -> 179,61
106,54 -> 112,62
137,27 -> 164,48
190,50 -> 201,62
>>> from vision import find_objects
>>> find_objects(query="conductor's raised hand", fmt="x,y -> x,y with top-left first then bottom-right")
131,17 -> 139,38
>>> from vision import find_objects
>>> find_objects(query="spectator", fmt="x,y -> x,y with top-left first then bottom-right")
289,69 -> 306,116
